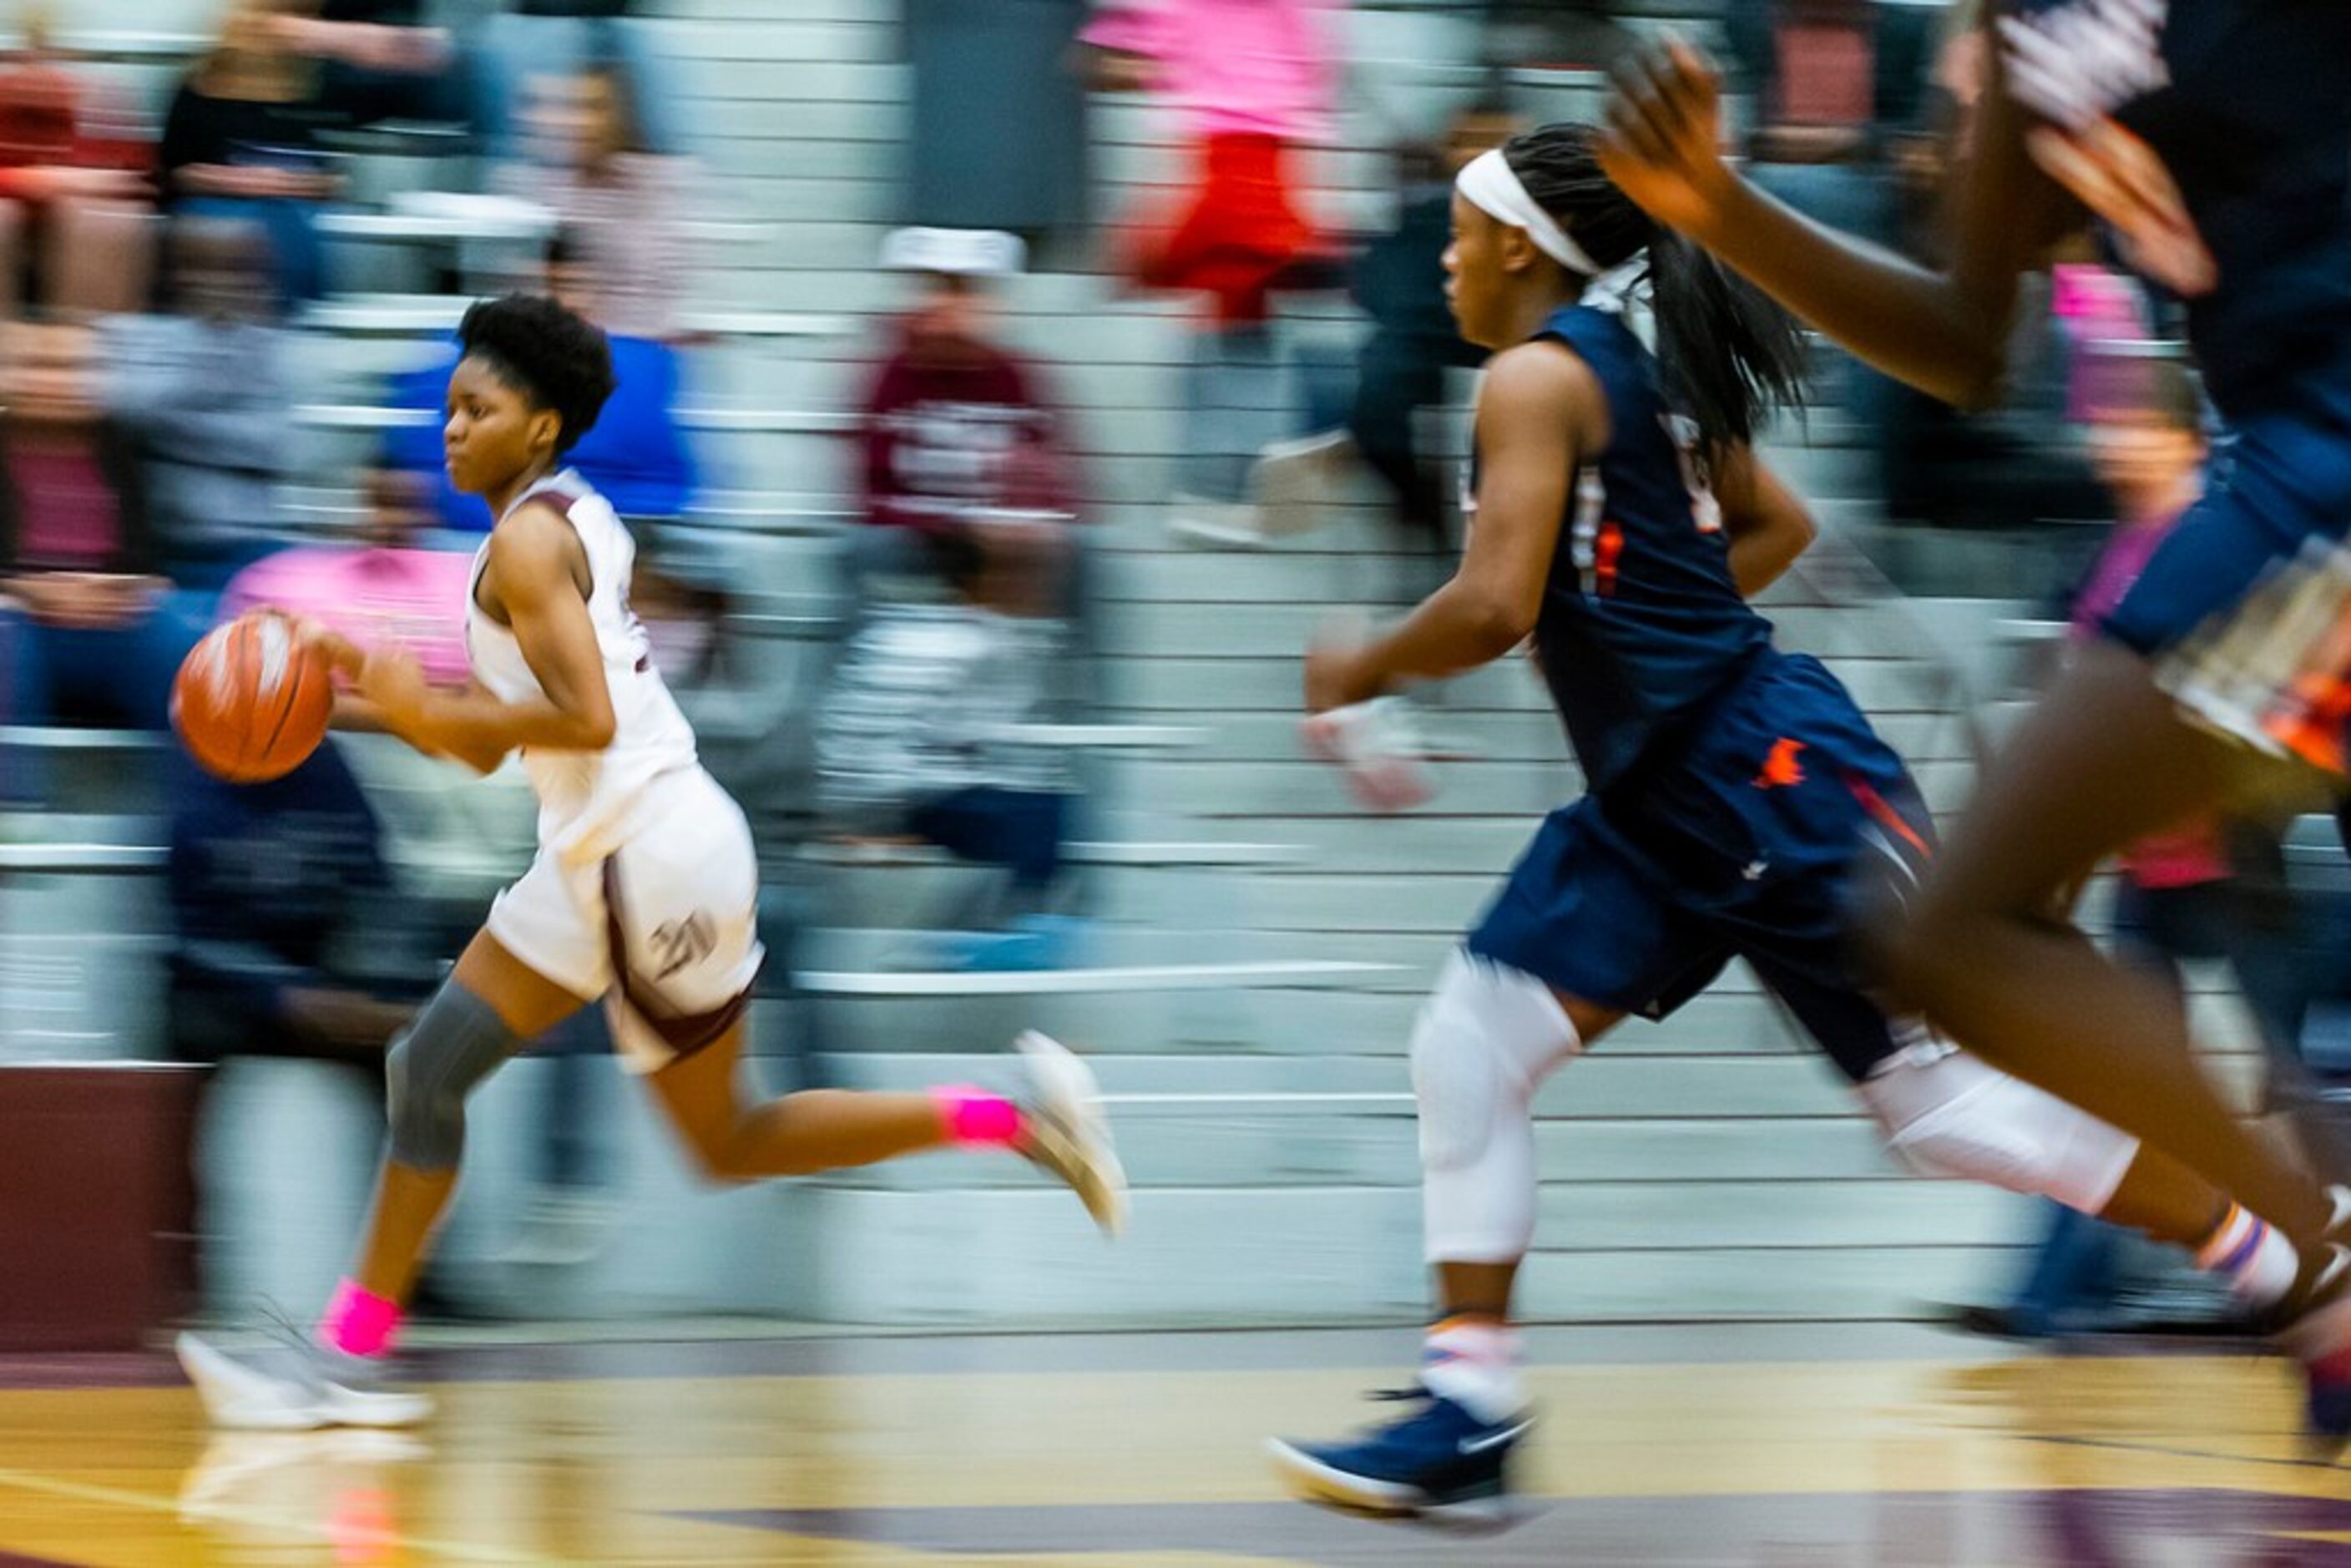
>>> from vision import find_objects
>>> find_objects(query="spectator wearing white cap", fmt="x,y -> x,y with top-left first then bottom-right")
851,229 -> 1080,620
817,229 -> 1095,969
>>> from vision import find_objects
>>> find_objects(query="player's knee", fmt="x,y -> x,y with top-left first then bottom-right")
385,1029 -> 466,1171
1410,950 -> 1580,1172
1858,1044 -> 2137,1213
384,984 -> 521,1172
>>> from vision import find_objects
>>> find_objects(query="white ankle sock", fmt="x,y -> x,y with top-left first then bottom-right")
1419,1318 -> 1525,1424
2195,1203 -> 2299,1308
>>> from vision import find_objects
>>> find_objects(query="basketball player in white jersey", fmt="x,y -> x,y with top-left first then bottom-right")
179,294 -> 1126,1429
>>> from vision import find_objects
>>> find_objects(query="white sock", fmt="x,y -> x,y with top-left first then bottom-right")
1419,1318 -> 1525,1424
2195,1203 -> 2300,1308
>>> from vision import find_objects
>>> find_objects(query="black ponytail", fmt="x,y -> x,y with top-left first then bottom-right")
1644,228 -> 1809,456
1502,124 -> 1807,455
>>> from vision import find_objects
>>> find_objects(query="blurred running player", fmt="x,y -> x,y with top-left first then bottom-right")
1268,124 -> 2322,1518
177,295 -> 1125,1430
1599,1 -> 2351,1432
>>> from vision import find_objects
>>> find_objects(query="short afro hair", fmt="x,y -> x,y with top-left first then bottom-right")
457,293 -> 617,456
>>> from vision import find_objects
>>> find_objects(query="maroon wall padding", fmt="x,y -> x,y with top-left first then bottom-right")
0,1066 -> 202,1351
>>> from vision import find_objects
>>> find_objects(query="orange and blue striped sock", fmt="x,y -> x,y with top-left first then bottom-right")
2194,1202 -> 2298,1308
1421,1315 -> 1525,1424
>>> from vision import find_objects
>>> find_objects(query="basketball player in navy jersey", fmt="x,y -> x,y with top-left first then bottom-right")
1266,124 -> 2302,1518
1601,3 -> 2351,1434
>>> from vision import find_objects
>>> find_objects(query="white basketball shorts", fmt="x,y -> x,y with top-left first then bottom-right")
487,766 -> 766,1072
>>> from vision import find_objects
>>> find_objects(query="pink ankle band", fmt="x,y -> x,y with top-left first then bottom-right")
319,1279 -> 403,1359
932,1085 -> 1023,1147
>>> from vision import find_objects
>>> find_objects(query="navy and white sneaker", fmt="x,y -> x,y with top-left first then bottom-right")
2278,1246 -> 2351,1444
1268,1385 -> 1532,1518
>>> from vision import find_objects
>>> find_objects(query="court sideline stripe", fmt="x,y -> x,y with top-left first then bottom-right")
0,1463 -> 576,1566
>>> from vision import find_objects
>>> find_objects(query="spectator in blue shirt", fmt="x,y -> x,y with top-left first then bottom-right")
382,232 -> 699,533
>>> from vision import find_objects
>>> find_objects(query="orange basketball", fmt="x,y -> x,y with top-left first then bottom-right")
171,613 -> 334,783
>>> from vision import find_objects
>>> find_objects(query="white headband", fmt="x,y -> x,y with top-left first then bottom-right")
1456,149 -> 1600,278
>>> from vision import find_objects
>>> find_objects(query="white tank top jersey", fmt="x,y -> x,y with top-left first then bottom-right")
464,469 -> 700,866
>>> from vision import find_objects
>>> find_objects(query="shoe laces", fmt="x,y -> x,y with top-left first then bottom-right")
1345,1383 -> 1470,1447
250,1299 -> 333,1394
1368,1382 -> 1437,1405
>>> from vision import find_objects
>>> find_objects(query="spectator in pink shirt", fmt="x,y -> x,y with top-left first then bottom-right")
2052,263 -> 2156,425
2067,359 -> 2236,899
495,58 -> 698,344
1085,0 -> 1337,163
222,464 -> 473,686
1084,0 -> 1344,542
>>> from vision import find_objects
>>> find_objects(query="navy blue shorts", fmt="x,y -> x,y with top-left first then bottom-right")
1466,654 -> 1935,1082
2101,407 -> 2351,768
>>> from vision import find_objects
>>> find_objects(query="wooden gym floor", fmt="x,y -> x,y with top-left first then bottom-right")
2,1323 -> 2348,1565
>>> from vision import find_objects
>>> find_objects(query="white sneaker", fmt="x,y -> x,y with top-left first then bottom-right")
178,1331 -> 435,1432
1169,494 -> 1267,549
499,1190 -> 613,1269
1013,1030 -> 1129,1237
1250,428 -> 1355,540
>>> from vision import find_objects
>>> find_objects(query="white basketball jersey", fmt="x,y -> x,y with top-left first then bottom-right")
465,469 -> 699,865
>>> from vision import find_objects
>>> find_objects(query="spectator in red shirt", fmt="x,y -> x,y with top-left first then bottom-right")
854,228 -> 1078,623
827,230 -> 1094,966
0,3 -> 153,313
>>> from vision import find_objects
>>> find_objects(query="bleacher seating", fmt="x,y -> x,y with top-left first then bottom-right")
1,0 -> 2289,1330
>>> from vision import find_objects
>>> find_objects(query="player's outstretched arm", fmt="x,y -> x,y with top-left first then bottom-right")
1599,36 -> 2075,410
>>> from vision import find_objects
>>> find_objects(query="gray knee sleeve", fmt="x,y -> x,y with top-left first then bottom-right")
385,984 -> 521,1171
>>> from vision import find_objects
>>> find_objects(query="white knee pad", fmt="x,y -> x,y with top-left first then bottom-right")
1857,1041 -> 2140,1216
1413,950 -> 1582,1264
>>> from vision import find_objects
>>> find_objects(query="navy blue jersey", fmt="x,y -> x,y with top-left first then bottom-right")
1497,303 -> 1771,793
2005,0 -> 2351,422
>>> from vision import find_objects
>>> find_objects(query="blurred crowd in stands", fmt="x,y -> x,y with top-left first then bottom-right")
3,0 -> 2343,1328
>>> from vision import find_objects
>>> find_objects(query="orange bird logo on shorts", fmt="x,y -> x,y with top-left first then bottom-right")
1752,737 -> 1807,790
